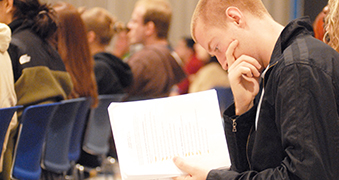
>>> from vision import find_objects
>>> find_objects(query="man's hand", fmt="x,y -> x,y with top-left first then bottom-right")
112,30 -> 130,58
172,157 -> 210,180
227,40 -> 262,115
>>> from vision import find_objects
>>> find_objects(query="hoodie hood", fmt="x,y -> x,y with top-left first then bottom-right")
0,23 -> 11,53
94,52 -> 133,88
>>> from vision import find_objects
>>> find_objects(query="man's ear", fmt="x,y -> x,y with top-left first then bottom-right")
145,21 -> 155,36
225,6 -> 244,27
87,31 -> 96,43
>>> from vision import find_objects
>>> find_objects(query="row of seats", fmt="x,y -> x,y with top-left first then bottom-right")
0,94 -> 127,180
213,87 -> 233,115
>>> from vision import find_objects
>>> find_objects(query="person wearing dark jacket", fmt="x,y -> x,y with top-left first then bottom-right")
79,7 -> 133,171
0,0 -> 73,179
94,52 -> 133,94
173,0 -> 339,180
81,7 -> 133,95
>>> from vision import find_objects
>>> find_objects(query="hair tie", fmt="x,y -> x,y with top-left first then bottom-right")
38,10 -> 47,15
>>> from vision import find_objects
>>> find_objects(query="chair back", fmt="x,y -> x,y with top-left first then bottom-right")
213,87 -> 234,114
0,105 -> 22,157
68,97 -> 92,162
82,94 -> 126,156
41,98 -> 85,174
11,102 -> 60,180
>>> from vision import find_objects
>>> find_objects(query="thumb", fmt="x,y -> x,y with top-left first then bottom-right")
173,156 -> 195,175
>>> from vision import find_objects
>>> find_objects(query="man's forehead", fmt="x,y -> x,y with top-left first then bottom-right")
133,5 -> 146,18
194,22 -> 210,47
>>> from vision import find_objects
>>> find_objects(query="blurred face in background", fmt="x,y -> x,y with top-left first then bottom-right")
127,5 -> 147,45
174,39 -> 194,64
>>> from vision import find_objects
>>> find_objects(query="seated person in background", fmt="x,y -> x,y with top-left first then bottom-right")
171,37 -> 203,96
0,23 -> 17,175
81,7 -> 133,95
313,5 -> 328,41
79,6 -> 134,169
188,43 -> 230,93
324,0 -> 339,52
0,0 -> 73,178
125,0 -> 186,99
46,2 -> 100,177
51,1 -> 98,108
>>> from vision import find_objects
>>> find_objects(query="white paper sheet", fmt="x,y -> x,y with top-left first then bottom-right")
108,90 -> 230,180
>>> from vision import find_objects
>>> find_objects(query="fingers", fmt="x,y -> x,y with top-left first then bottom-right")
173,157 -> 208,180
173,157 -> 193,174
239,66 -> 259,78
241,75 -> 260,94
226,55 -> 262,115
173,157 -> 204,177
225,39 -> 262,75
225,40 -> 238,69
228,55 -> 261,79
172,157 -> 193,180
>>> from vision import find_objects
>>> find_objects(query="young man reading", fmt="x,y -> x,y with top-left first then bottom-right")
173,0 -> 339,179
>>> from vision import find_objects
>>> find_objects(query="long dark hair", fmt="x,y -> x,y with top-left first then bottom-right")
12,0 -> 57,40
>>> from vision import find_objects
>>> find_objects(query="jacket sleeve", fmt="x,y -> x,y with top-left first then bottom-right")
208,63 -> 339,180
222,104 -> 255,173
15,66 -> 73,108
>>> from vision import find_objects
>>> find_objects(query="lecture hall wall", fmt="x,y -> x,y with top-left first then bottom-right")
41,0 -> 325,47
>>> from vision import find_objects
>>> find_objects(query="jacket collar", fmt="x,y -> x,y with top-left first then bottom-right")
8,18 -> 33,34
270,17 -> 314,66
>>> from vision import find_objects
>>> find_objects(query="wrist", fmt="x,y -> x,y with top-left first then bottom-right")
235,101 -> 254,115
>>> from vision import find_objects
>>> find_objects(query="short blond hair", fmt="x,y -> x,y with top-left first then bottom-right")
135,0 -> 172,39
81,7 -> 117,45
191,0 -> 269,41
325,0 -> 339,52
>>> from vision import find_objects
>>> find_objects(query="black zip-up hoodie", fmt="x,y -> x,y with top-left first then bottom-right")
208,17 -> 339,180
94,52 -> 133,95
8,18 -> 72,107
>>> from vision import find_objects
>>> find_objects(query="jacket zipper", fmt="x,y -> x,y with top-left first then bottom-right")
232,118 -> 237,132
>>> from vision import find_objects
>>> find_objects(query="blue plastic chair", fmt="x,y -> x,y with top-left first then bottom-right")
0,105 -> 22,158
82,94 -> 126,156
76,94 -> 126,178
68,97 -> 92,163
213,87 -> 234,114
66,97 -> 92,179
41,98 -> 85,175
11,102 -> 61,180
